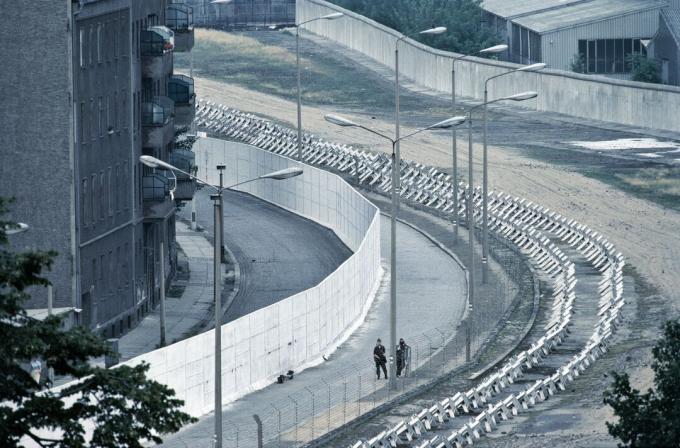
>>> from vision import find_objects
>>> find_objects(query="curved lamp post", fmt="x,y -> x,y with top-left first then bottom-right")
140,155 -> 302,448
464,91 -> 537,361
480,62 -> 545,283
325,113 -> 466,388
295,12 -> 344,161
451,44 -> 507,244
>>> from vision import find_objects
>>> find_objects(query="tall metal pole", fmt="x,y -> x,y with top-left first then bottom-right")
389,42 -> 401,390
466,116 -> 475,363
212,193 -> 223,448
159,240 -> 167,347
451,64 -> 459,244
296,28 -> 303,161
217,165 -> 226,263
389,144 -> 398,389
482,88 -> 489,284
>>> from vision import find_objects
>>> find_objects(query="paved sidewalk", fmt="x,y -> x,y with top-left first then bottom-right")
160,214 -> 468,447
118,221 -> 216,361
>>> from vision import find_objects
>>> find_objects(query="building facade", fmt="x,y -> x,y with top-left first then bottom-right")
0,0 -> 196,337
650,0 -> 680,84
482,0 -> 666,79
180,0 -> 295,29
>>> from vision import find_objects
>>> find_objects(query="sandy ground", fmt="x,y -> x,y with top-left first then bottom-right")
188,59 -> 679,444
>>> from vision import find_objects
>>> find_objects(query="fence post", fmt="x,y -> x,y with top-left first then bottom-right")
253,414 -> 263,448
343,380 -> 347,425
305,387 -> 315,441
270,402 -> 281,448
357,374 -> 362,416
289,395 -> 299,444
321,379 -> 331,433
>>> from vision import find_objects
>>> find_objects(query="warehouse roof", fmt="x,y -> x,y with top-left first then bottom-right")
508,0 -> 666,33
482,0 -> 591,19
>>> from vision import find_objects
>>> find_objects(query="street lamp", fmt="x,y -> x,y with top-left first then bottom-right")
395,26 -> 446,189
139,155 -> 302,448
294,12 -> 344,161
450,44 -> 507,244
464,91 -> 537,361
481,62 -> 546,283
324,113 -> 466,388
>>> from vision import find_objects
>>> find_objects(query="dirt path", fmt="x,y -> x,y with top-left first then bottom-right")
194,75 -> 680,322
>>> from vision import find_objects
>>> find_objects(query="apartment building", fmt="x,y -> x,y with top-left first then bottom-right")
0,0 -> 196,337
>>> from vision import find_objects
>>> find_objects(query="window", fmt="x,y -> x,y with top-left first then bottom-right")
115,164 -> 120,212
89,26 -> 94,66
79,29 -> 85,68
116,246 -> 121,287
97,23 -> 102,63
80,102 -> 86,143
113,19 -> 118,58
92,258 -> 97,290
122,90 -> 128,130
123,160 -> 129,210
108,251 -> 114,292
106,95 -> 111,132
98,97 -> 103,137
100,171 -> 105,220
81,178 -> 87,226
108,167 -> 113,216
114,91 -> 118,131
90,99 -> 96,140
124,243 -> 130,286
91,174 -> 97,227
578,38 -> 649,74
100,254 -> 106,289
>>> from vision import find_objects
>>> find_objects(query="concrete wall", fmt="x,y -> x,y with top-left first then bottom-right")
124,139 -> 381,417
297,0 -> 680,133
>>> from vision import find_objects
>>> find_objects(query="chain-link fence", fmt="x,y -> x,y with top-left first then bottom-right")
183,227 -> 533,448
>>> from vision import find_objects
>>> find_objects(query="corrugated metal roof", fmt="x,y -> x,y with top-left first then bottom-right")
511,0 -> 666,33
482,0 -> 591,19
662,7 -> 680,44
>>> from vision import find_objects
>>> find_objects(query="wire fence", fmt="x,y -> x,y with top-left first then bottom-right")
186,229 -> 533,448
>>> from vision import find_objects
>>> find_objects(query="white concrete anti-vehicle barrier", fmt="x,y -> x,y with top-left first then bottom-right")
297,0 -> 680,133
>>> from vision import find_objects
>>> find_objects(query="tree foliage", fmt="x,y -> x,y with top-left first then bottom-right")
604,319 -> 680,447
570,53 -> 586,74
627,53 -> 661,84
329,0 -> 500,55
0,197 -> 196,447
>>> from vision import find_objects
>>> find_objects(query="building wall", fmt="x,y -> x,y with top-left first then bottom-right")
0,1 -> 75,310
653,14 -> 680,85
181,0 -> 296,28
541,9 -> 660,74
298,0 -> 680,133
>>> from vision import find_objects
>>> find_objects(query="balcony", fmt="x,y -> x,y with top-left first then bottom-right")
166,4 -> 194,52
168,149 -> 196,202
141,26 -> 174,79
143,172 -> 176,221
142,96 -> 175,149
168,75 -> 195,128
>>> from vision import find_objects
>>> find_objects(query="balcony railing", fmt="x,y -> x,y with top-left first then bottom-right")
142,96 -> 175,126
141,26 -> 175,56
143,173 -> 170,202
168,149 -> 195,175
167,4 -> 194,32
168,75 -> 195,105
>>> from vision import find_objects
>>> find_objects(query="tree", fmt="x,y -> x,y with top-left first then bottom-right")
627,53 -> 661,84
330,0 -> 500,55
0,197 -> 196,447
604,318 -> 680,447
570,53 -> 586,74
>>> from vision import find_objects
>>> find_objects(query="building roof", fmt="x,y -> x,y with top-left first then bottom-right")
662,7 -> 680,46
510,0 -> 666,33
482,0 -> 591,19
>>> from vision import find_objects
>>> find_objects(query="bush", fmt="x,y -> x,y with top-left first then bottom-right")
627,53 -> 661,84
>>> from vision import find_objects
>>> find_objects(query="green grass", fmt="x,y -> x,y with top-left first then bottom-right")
174,29 -> 450,114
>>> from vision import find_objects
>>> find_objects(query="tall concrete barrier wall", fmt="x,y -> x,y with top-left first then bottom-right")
124,139 -> 381,417
297,0 -> 680,133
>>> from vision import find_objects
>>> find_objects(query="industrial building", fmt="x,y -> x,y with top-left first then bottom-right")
0,0 -> 196,337
182,0 -> 296,29
650,0 -> 680,84
482,0 -> 667,79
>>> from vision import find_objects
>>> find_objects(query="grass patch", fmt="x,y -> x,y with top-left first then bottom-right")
175,29 -> 449,113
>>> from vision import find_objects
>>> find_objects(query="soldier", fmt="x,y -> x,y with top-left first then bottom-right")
373,338 -> 387,379
396,338 -> 410,377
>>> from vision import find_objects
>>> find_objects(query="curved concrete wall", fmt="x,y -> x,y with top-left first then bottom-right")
297,0 -> 680,133
125,139 -> 381,417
